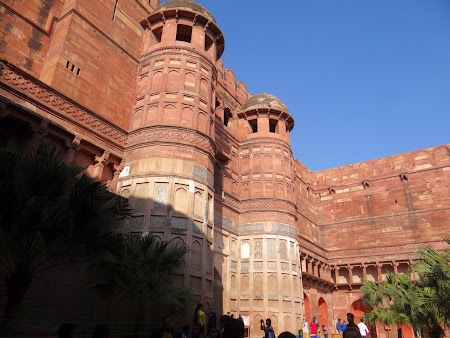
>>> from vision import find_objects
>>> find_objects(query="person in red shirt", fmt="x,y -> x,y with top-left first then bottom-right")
310,318 -> 319,338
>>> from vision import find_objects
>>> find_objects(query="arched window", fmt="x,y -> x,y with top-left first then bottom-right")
241,242 -> 250,259
176,24 -> 192,42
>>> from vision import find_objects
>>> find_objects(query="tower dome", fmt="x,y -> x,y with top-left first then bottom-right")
240,93 -> 294,132
153,0 -> 216,23
144,0 -> 224,59
241,93 -> 288,112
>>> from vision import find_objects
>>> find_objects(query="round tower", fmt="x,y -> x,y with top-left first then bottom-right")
119,0 -> 225,310
237,93 -> 296,203
234,94 -> 304,333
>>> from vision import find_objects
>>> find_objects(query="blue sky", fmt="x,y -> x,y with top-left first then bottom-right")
167,0 -> 450,171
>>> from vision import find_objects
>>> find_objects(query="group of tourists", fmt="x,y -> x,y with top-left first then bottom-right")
336,313 -> 370,338
295,313 -> 369,338
56,310 -> 369,338
298,317 -> 328,338
57,323 -> 110,338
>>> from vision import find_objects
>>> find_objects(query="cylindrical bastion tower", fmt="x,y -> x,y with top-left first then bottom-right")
232,94 -> 304,334
118,0 -> 225,309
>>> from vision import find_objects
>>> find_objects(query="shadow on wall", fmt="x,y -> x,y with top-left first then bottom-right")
0,182 -> 224,337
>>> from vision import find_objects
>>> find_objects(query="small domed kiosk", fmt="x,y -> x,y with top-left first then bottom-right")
238,93 -> 294,141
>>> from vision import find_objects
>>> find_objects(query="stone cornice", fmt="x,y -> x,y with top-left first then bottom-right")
239,136 -> 292,150
140,46 -> 216,75
240,198 -> 297,218
126,125 -> 216,157
0,61 -> 127,149
327,240 -> 449,262
118,172 -> 213,190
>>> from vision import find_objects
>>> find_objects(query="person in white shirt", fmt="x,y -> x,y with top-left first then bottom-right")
357,319 -> 369,338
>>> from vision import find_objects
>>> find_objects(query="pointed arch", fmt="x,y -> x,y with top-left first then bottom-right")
241,241 -> 250,259
184,72 -> 196,89
254,275 -> 263,297
198,111 -> 207,134
318,297 -> 329,327
268,274 -> 278,296
170,236 -> 184,248
191,240 -> 202,271
181,107 -> 193,127
162,104 -> 176,124
194,191 -> 203,217
132,109 -> 143,130
269,315 -> 278,336
241,275 -> 249,296
304,292 -> 311,322
231,275 -> 236,296
200,78 -> 209,100
151,71 -> 163,89
174,188 -> 188,213
146,105 -> 157,125
282,275 -> 290,296
230,240 -> 237,257
284,316 -> 292,333
167,69 -> 179,90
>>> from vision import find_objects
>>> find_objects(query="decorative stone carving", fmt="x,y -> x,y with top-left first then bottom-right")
153,183 -> 168,210
171,217 -> 187,230
279,240 -> 288,259
150,215 -> 166,227
254,239 -> 263,258
271,223 -> 298,238
267,239 -> 276,259
253,261 -> 263,270
130,216 -> 144,228
267,261 -> 277,270
0,62 -> 127,145
127,126 -> 215,155
193,220 -> 203,233
240,223 -> 264,235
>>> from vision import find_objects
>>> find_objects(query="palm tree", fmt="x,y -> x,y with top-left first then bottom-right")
361,274 -> 412,328
361,238 -> 450,338
0,142 -> 130,336
89,234 -> 191,337
413,238 -> 450,335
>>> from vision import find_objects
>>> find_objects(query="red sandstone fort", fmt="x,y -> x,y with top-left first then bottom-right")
0,0 -> 449,337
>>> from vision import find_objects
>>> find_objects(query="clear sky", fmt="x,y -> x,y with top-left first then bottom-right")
165,0 -> 450,171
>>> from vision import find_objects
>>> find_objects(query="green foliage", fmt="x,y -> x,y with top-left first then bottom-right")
361,238 -> 450,338
0,142 -> 131,334
90,234 -> 191,335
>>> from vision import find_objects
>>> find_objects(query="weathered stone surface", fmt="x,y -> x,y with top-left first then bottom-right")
0,1 -> 449,337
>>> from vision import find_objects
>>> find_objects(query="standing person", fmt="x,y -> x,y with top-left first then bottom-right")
191,324 -> 204,338
357,319 -> 369,338
158,315 -> 181,338
322,325 -> 329,338
336,319 -> 343,334
297,328 -> 303,338
260,318 -> 275,338
279,333 -> 297,338
302,318 -> 310,338
91,325 -> 110,338
194,304 -> 206,333
346,314 -> 358,329
58,323 -> 76,338
238,314 -> 244,322
207,307 -> 216,332
181,325 -> 191,338
219,315 -> 231,336
223,319 -> 244,338
342,321 -> 347,332
310,318 -> 319,338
